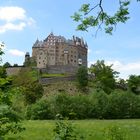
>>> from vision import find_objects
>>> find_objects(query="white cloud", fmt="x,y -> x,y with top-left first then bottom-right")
0,6 -> 26,22
106,61 -> 140,79
88,49 -> 92,54
106,61 -> 123,70
8,49 -> 25,57
27,17 -> 36,26
0,6 -> 35,33
0,22 -> 26,33
88,60 -> 140,79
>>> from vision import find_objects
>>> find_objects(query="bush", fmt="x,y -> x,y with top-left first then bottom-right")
52,93 -> 72,118
0,104 -> 25,139
26,99 -> 53,120
53,119 -> 77,140
25,90 -> 140,120
23,81 -> 44,104
107,90 -> 140,119
104,125 -> 126,140
89,90 -> 109,119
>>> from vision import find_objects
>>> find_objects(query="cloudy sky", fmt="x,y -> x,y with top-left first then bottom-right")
0,0 -> 140,79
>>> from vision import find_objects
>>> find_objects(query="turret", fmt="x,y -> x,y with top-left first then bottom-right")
24,52 -> 30,66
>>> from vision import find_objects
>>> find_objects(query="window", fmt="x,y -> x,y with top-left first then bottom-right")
50,50 -> 54,52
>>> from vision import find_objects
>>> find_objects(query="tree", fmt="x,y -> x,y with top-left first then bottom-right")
24,57 -> 36,67
116,78 -> 127,90
0,46 -> 24,139
23,81 -> 44,104
3,62 -> 11,68
89,60 -> 119,94
13,64 -> 18,67
76,66 -> 88,91
127,75 -> 140,95
0,66 -> 7,78
0,65 -> 12,91
12,67 -> 38,86
72,0 -> 140,35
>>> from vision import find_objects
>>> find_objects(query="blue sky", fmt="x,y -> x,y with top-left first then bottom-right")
0,0 -> 140,79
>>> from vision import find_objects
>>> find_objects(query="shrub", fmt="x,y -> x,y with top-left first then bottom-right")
26,99 -> 53,120
53,116 -> 83,140
0,104 -> 25,139
23,81 -> 44,104
104,125 -> 126,140
52,93 -> 73,118
107,90 -> 140,119
89,90 -> 109,119
25,90 -> 140,120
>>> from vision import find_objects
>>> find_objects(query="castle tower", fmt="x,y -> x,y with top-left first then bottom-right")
24,52 -> 30,66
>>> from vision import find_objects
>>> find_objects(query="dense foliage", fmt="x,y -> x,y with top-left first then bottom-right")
76,66 -> 88,91
89,60 -> 119,94
0,68 -> 25,139
127,75 -> 140,95
26,91 -> 140,120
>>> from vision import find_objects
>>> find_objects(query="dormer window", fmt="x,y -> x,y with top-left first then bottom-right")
64,50 -> 68,54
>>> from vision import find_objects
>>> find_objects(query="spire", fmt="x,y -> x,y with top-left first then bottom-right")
35,38 -> 39,43
25,52 -> 30,56
50,31 -> 54,36
85,41 -> 88,48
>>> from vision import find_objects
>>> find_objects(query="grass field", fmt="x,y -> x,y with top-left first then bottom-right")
41,73 -> 68,78
5,119 -> 140,140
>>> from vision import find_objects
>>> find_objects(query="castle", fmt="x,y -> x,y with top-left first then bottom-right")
25,32 -> 88,73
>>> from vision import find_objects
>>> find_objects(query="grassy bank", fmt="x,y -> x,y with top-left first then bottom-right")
5,119 -> 140,140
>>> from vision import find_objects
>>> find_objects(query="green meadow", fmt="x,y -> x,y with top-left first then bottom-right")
6,119 -> 140,140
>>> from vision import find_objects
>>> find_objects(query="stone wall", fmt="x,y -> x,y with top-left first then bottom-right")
6,66 -> 24,76
40,65 -> 78,74
6,64 -> 78,77
39,76 -> 76,85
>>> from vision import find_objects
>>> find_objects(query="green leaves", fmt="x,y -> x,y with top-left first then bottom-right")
71,12 -> 82,22
127,75 -> 140,95
53,119 -> 78,140
89,60 -> 119,94
79,4 -> 90,13
71,0 -> 136,35
76,66 -> 88,91
115,7 -> 130,23
0,104 -> 25,137
105,27 -> 114,35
